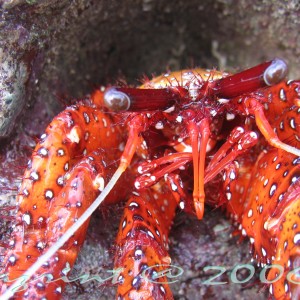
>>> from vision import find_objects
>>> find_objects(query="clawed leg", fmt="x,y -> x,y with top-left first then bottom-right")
205,127 -> 258,183
135,152 -> 192,189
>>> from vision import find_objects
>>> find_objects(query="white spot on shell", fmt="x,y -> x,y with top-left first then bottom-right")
278,193 -> 284,201
61,264 -> 69,275
57,149 -> 65,156
83,112 -> 90,124
129,202 -> 139,208
132,277 -> 139,287
84,132 -> 89,141
45,189 -> 54,200
290,118 -> 296,129
38,147 -> 48,157
64,162 -> 69,171
291,176 -> 298,183
285,282 -> 289,292
155,121 -> 164,130
57,176 -> 64,186
176,115 -> 183,123
218,98 -> 230,104
95,176 -> 105,191
37,241 -> 45,250
67,127 -> 80,144
147,230 -> 155,239
294,233 -> 300,244
22,213 -> 31,225
269,184 -> 277,197
164,105 -> 175,114
226,192 -> 231,200
226,113 -> 235,120
171,182 -> 177,191
279,121 -> 284,130
135,249 -> 143,257
9,255 -> 16,264
229,170 -> 236,180
30,171 -> 39,181
23,188 -> 29,196
122,219 -> 126,229
118,142 -> 125,151
279,88 -> 286,101
160,285 -> 166,294
210,109 -> 217,117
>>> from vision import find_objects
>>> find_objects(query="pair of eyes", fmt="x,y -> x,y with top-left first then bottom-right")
103,58 -> 288,112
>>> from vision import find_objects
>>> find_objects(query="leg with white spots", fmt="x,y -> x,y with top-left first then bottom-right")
225,146 -> 300,300
204,127 -> 258,183
114,183 -> 177,299
265,177 -> 300,299
0,151 -> 121,299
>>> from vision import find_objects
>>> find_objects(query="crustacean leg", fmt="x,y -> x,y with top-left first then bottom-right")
222,91 -> 300,299
114,183 -> 178,299
0,105 -> 126,299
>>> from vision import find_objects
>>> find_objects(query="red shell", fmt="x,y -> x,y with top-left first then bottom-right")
0,60 -> 299,300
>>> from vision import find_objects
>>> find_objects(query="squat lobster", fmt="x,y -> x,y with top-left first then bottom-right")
0,58 -> 299,300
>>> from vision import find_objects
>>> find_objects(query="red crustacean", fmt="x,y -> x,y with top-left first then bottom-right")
0,58 -> 299,300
